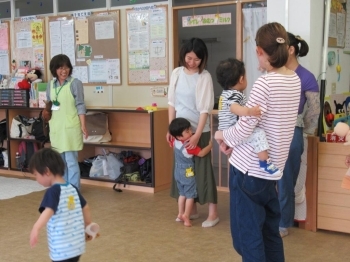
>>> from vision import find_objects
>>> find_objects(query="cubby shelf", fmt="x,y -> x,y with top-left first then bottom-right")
0,107 -> 173,193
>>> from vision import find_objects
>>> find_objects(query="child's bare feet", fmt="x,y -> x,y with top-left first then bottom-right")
175,214 -> 183,222
181,214 -> 192,227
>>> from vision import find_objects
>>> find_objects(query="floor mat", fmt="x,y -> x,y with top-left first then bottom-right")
0,176 -> 45,200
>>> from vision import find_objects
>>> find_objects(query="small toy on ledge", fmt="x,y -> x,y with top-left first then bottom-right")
85,222 -> 100,241
18,68 -> 42,90
332,122 -> 350,189
144,103 -> 158,112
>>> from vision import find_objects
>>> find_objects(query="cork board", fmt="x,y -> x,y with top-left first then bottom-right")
48,11 -> 121,85
0,21 -> 11,76
328,9 -> 347,48
126,5 -> 168,85
13,18 -> 47,81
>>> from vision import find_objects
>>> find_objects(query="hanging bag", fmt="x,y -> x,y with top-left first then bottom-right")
83,112 -> 111,143
10,115 -> 35,138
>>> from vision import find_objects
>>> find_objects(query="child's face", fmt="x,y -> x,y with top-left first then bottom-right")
176,127 -> 193,141
232,74 -> 247,92
33,169 -> 52,187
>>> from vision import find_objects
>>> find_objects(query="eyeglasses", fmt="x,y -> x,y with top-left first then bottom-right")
57,67 -> 70,71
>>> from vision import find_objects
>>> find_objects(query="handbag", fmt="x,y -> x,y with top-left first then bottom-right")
83,112 -> 112,143
10,115 -> 35,138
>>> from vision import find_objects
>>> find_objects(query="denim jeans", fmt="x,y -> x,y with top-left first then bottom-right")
61,151 -> 80,189
277,127 -> 304,228
230,165 -> 284,262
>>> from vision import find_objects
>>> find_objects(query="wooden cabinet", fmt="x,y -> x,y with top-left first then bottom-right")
317,141 -> 350,233
0,106 -> 173,193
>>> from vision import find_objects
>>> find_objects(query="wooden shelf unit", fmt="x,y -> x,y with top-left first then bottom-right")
317,141 -> 350,233
0,107 -> 173,193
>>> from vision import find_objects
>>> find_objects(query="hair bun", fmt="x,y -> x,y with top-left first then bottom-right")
295,35 -> 303,41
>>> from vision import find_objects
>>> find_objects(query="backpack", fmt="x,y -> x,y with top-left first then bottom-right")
139,158 -> 152,183
18,141 -> 38,170
0,119 -> 7,147
31,111 -> 50,146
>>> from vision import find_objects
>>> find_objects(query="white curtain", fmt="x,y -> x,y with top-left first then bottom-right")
242,7 -> 267,97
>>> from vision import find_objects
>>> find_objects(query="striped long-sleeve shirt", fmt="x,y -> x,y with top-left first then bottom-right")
223,72 -> 301,180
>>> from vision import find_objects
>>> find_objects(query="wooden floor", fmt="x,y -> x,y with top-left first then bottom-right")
0,177 -> 349,262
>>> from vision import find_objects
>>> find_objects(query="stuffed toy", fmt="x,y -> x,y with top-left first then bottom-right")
18,69 -> 42,90
332,122 -> 350,189
85,222 -> 100,241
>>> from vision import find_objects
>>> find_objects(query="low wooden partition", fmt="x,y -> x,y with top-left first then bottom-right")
317,141 -> 350,233
299,136 -> 318,232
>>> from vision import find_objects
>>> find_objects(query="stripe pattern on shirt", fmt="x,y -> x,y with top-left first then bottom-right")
218,89 -> 247,130
223,72 -> 301,180
47,184 -> 85,261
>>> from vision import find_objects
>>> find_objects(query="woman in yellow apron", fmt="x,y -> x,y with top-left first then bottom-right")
46,54 -> 88,189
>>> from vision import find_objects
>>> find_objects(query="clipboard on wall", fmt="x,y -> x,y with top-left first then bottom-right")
48,11 -> 121,85
0,21 -> 11,77
126,5 -> 168,85
13,17 -> 47,80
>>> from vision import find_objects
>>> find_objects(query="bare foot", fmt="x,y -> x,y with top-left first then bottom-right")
181,214 -> 192,227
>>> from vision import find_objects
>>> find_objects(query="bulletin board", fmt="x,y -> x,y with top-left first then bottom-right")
328,0 -> 347,48
328,10 -> 346,48
126,5 -> 168,85
0,21 -> 11,77
13,17 -> 47,80
48,11 -> 121,85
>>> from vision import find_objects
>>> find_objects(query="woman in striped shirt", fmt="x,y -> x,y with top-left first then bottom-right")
215,22 -> 301,261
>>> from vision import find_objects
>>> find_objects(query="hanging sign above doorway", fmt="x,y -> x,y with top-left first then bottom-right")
182,13 -> 231,27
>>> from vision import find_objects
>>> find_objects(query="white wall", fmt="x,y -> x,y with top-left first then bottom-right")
268,0 -> 350,96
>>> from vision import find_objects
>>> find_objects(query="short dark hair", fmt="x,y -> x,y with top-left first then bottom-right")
216,58 -> 245,90
287,32 -> 309,57
255,22 -> 289,68
49,54 -> 73,78
29,148 -> 65,176
179,38 -> 208,74
169,118 -> 191,138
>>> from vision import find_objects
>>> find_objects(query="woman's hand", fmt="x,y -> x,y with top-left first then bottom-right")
166,131 -> 174,147
185,133 -> 200,149
345,155 -> 350,167
81,125 -> 88,139
215,130 -> 232,155
219,141 -> 233,155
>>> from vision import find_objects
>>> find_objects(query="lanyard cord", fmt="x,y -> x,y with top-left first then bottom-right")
53,81 -> 66,105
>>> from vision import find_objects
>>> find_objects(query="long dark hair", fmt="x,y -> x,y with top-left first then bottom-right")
179,38 -> 208,73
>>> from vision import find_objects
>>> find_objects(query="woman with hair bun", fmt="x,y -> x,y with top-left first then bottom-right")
278,32 -> 320,238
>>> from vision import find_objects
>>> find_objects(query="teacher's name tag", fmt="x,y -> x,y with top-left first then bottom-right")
51,104 -> 60,111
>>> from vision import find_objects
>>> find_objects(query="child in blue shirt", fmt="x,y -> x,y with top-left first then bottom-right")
29,148 -> 94,262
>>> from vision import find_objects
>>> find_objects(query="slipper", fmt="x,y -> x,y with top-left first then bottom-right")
202,217 -> 220,228
175,214 -> 200,222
